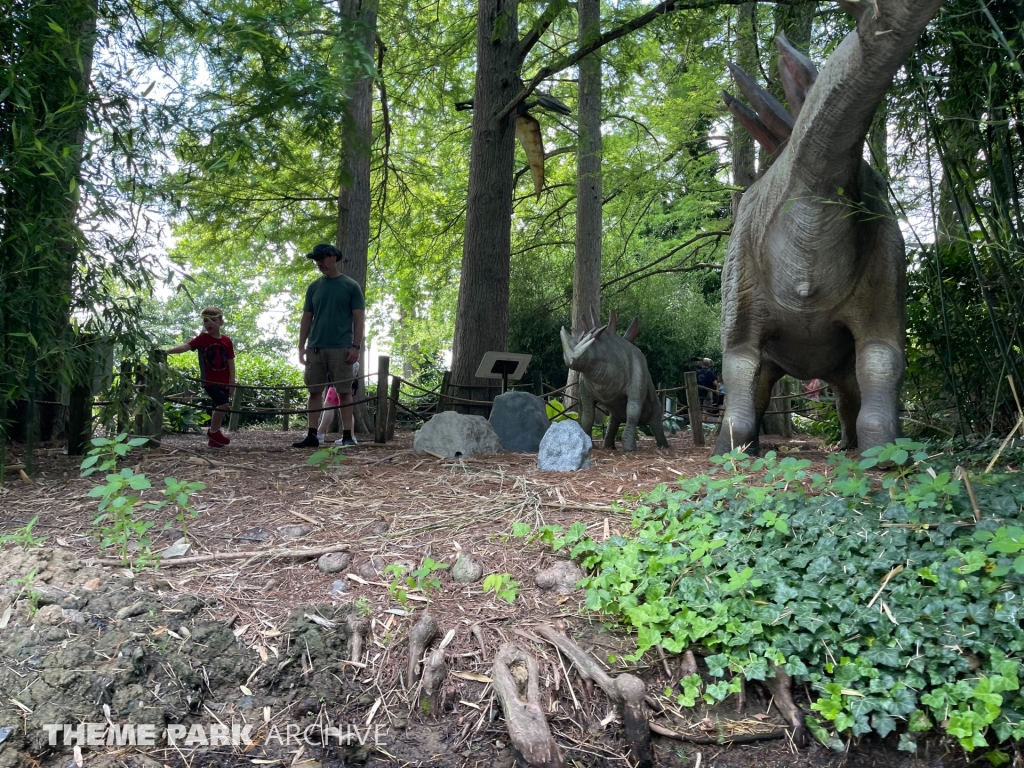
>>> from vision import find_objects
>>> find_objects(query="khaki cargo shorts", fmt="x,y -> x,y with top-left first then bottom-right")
304,348 -> 355,395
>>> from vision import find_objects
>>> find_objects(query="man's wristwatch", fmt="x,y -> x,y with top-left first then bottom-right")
351,344 -> 361,349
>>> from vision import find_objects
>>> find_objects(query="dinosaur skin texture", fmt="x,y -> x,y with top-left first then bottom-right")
560,309 -> 669,452
715,0 -> 944,455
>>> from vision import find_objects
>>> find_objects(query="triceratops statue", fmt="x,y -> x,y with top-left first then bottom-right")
560,309 -> 668,452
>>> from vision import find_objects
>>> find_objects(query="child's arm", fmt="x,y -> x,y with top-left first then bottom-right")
165,343 -> 192,355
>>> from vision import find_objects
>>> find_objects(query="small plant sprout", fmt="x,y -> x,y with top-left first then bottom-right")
80,434 -> 149,476
384,558 -> 449,605
0,516 -> 47,548
149,477 -> 206,539
307,446 -> 347,469
482,573 -> 520,604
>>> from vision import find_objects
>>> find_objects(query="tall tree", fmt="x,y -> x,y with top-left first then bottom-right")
447,0 -> 531,410
336,0 -> 379,432
566,0 -> 602,402
730,2 -> 756,213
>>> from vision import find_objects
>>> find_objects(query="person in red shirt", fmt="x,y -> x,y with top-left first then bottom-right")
166,307 -> 237,448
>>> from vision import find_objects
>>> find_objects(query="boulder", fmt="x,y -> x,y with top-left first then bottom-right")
451,554 -> 484,584
535,560 -> 583,594
414,411 -> 504,458
317,551 -> 352,574
489,391 -> 550,452
537,420 -> 592,471
358,556 -> 386,580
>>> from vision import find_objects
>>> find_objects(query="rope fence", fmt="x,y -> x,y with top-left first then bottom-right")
20,348 -> 864,457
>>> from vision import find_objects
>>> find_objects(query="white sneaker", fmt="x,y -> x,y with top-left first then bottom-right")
334,434 -> 358,447
316,433 -> 325,445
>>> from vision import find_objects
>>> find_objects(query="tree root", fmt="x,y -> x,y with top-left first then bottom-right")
678,649 -> 698,679
536,624 -> 652,768
346,613 -> 368,665
763,665 -> 805,746
407,612 -> 439,686
492,643 -> 566,768
420,647 -> 447,717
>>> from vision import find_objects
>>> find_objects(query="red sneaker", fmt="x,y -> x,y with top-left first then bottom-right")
208,439 -> 223,448
207,430 -> 230,445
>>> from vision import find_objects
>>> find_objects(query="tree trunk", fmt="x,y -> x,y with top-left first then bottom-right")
336,0 -> 379,434
0,0 -> 97,468
567,0 -> 603,409
448,0 -> 521,415
731,2 -> 757,213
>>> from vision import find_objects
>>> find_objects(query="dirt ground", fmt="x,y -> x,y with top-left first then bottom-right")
0,427 -> 986,767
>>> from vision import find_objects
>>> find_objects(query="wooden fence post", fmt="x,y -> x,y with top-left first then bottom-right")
781,378 -> 793,438
684,371 -> 705,446
282,389 -> 290,431
117,359 -> 132,434
438,370 -> 451,413
532,369 -> 543,397
142,350 -> 166,442
67,384 -> 93,456
375,355 -> 390,443
228,385 -> 243,432
387,375 -> 401,441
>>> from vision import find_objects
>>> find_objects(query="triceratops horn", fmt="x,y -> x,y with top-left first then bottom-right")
560,327 -> 574,361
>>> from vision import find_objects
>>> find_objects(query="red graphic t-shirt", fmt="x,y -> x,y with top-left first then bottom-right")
187,333 -> 235,386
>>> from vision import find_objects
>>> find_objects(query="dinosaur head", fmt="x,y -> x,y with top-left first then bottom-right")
559,309 -> 640,370
560,323 -> 605,370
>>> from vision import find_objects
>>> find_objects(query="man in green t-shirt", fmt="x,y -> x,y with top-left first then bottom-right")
293,243 -> 365,448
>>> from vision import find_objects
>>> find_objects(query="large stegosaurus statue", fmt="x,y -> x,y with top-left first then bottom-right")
716,0 -> 944,454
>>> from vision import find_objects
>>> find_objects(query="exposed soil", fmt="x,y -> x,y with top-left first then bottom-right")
0,427 -> 990,767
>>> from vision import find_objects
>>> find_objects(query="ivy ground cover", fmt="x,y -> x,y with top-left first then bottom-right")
557,442 -> 1024,760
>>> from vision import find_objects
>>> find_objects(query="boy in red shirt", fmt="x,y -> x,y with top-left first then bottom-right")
166,307 -> 237,448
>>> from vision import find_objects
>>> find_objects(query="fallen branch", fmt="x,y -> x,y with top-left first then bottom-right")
649,721 -> 787,744
93,543 -> 350,568
407,612 -> 439,686
492,643 -> 566,768
536,624 -> 651,767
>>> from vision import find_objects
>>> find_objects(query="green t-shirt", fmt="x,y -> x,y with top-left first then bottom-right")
303,274 -> 365,349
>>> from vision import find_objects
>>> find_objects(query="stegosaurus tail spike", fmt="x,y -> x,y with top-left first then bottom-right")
722,91 -> 784,154
775,33 -> 819,118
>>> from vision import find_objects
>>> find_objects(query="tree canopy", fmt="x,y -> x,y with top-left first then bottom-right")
1,0 -> 1022,440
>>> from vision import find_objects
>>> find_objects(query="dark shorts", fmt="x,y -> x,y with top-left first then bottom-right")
204,386 -> 231,407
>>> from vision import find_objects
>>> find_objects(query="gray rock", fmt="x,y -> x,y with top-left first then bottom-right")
330,579 -> 348,597
240,527 -> 270,542
414,411 -> 504,458
537,420 -> 592,471
489,391 -> 550,452
277,524 -> 312,539
160,537 -> 191,559
115,602 -> 147,620
358,556 -> 386,580
317,551 -> 352,574
535,560 -> 583,594
451,554 -> 484,584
